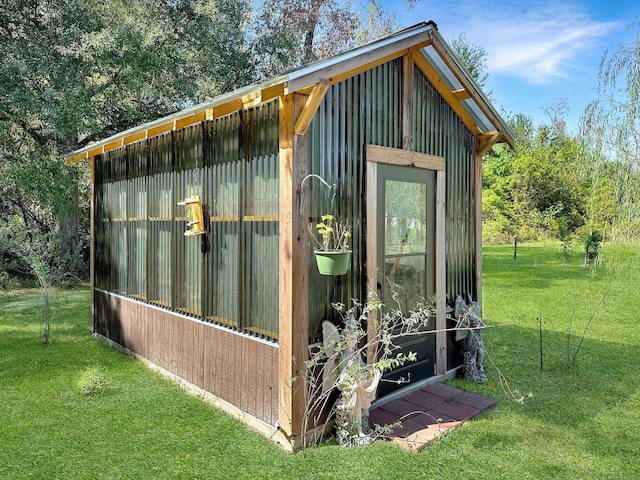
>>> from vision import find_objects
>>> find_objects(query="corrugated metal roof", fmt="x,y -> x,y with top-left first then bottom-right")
64,21 -> 514,164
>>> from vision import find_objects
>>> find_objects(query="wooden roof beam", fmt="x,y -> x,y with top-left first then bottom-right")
477,131 -> 501,157
294,79 -> 329,136
429,34 -> 514,147
412,47 -> 481,137
453,88 -> 471,100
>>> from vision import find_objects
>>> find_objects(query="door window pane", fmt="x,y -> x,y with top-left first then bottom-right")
383,255 -> 426,312
384,180 -> 427,255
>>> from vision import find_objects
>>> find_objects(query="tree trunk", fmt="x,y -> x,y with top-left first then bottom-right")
302,0 -> 325,63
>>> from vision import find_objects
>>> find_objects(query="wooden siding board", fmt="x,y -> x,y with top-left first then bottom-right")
231,331 -> 242,409
219,328 -> 231,402
94,295 -> 278,425
252,342 -> 265,421
237,335 -> 248,413
246,338 -> 258,418
205,324 -> 221,397
270,346 -> 279,425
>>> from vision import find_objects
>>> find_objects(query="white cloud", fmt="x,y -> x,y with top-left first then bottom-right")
403,0 -> 625,84
443,1 -> 624,84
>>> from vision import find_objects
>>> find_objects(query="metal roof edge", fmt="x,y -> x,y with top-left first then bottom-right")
64,20 -> 515,162
428,28 -> 515,147
63,73 -> 289,162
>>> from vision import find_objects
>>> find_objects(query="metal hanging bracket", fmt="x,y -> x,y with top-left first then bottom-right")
299,174 -> 336,215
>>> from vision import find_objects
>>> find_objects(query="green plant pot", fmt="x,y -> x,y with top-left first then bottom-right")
314,250 -> 352,276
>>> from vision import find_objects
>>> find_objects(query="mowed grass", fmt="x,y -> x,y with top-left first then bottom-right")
1,243 -> 639,479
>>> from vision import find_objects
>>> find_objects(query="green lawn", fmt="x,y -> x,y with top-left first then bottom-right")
1,243 -> 639,479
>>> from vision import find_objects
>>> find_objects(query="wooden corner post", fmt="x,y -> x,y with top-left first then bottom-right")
278,93 -> 310,440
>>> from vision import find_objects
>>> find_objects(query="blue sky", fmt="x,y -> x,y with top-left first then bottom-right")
382,0 -> 639,134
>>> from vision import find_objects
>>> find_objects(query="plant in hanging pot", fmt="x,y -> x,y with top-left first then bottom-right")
309,214 -> 352,275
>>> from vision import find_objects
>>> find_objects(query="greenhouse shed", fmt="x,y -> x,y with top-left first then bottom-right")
65,21 -> 514,450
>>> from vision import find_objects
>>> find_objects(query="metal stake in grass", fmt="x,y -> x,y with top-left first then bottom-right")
538,316 -> 544,372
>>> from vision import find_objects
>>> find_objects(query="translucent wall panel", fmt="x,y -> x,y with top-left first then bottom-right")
205,113 -> 241,328
148,134 -> 174,307
243,102 -> 279,338
174,125 -> 204,317
93,101 -> 280,342
127,141 -> 148,300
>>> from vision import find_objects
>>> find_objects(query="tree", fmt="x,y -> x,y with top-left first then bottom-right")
482,110 -> 589,247
0,0 -> 254,284
450,32 -> 489,89
250,0 -> 396,79
0,217 -> 68,345
579,21 -> 640,240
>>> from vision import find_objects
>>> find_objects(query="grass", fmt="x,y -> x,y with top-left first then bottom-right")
1,243 -> 639,479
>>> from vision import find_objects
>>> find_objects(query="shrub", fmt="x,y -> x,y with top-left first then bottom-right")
583,230 -> 602,266
77,367 -> 108,395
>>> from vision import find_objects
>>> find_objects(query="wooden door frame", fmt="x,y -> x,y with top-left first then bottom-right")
365,144 -> 447,375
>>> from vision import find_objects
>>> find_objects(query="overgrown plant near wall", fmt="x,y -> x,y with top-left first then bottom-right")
295,285 -> 534,448
299,289 -> 439,448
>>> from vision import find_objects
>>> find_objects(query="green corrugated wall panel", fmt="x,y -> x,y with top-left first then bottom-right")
93,100 -> 280,342
413,65 -> 477,303
307,59 -> 403,340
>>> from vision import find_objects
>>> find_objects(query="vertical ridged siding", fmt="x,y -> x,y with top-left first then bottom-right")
413,65 -> 477,303
307,59 -> 477,340
148,133 -> 174,307
204,112 -> 241,328
126,141 -> 148,300
308,59 -> 403,339
93,101 -> 280,341
241,102 -> 279,338
174,124 -> 204,316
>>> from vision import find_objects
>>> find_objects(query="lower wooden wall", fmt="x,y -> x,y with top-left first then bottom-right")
94,289 -> 279,425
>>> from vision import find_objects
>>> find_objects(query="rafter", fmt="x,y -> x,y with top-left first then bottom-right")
412,48 -> 481,137
477,131 -> 501,157
430,34 -> 514,147
452,88 -> 471,100
293,79 -> 329,136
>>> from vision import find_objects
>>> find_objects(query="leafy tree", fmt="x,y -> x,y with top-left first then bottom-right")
450,32 -> 489,89
0,0 -> 254,284
0,217 -> 67,344
483,110 -> 589,246
580,21 -> 640,240
251,0 -> 396,78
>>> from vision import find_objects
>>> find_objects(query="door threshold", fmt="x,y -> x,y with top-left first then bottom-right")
373,366 -> 460,409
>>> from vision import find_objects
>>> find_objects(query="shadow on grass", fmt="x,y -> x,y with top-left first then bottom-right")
471,322 -> 640,456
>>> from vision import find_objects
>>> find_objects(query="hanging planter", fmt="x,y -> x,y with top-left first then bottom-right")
314,249 -> 352,276
309,214 -> 352,276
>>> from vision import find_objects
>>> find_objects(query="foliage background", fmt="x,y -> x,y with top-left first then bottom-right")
1,1 -> 638,287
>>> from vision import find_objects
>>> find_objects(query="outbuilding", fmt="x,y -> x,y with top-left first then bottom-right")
65,21 -> 513,450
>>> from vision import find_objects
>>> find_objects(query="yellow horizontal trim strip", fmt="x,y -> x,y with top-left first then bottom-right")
210,215 -> 240,222
243,215 -> 279,222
